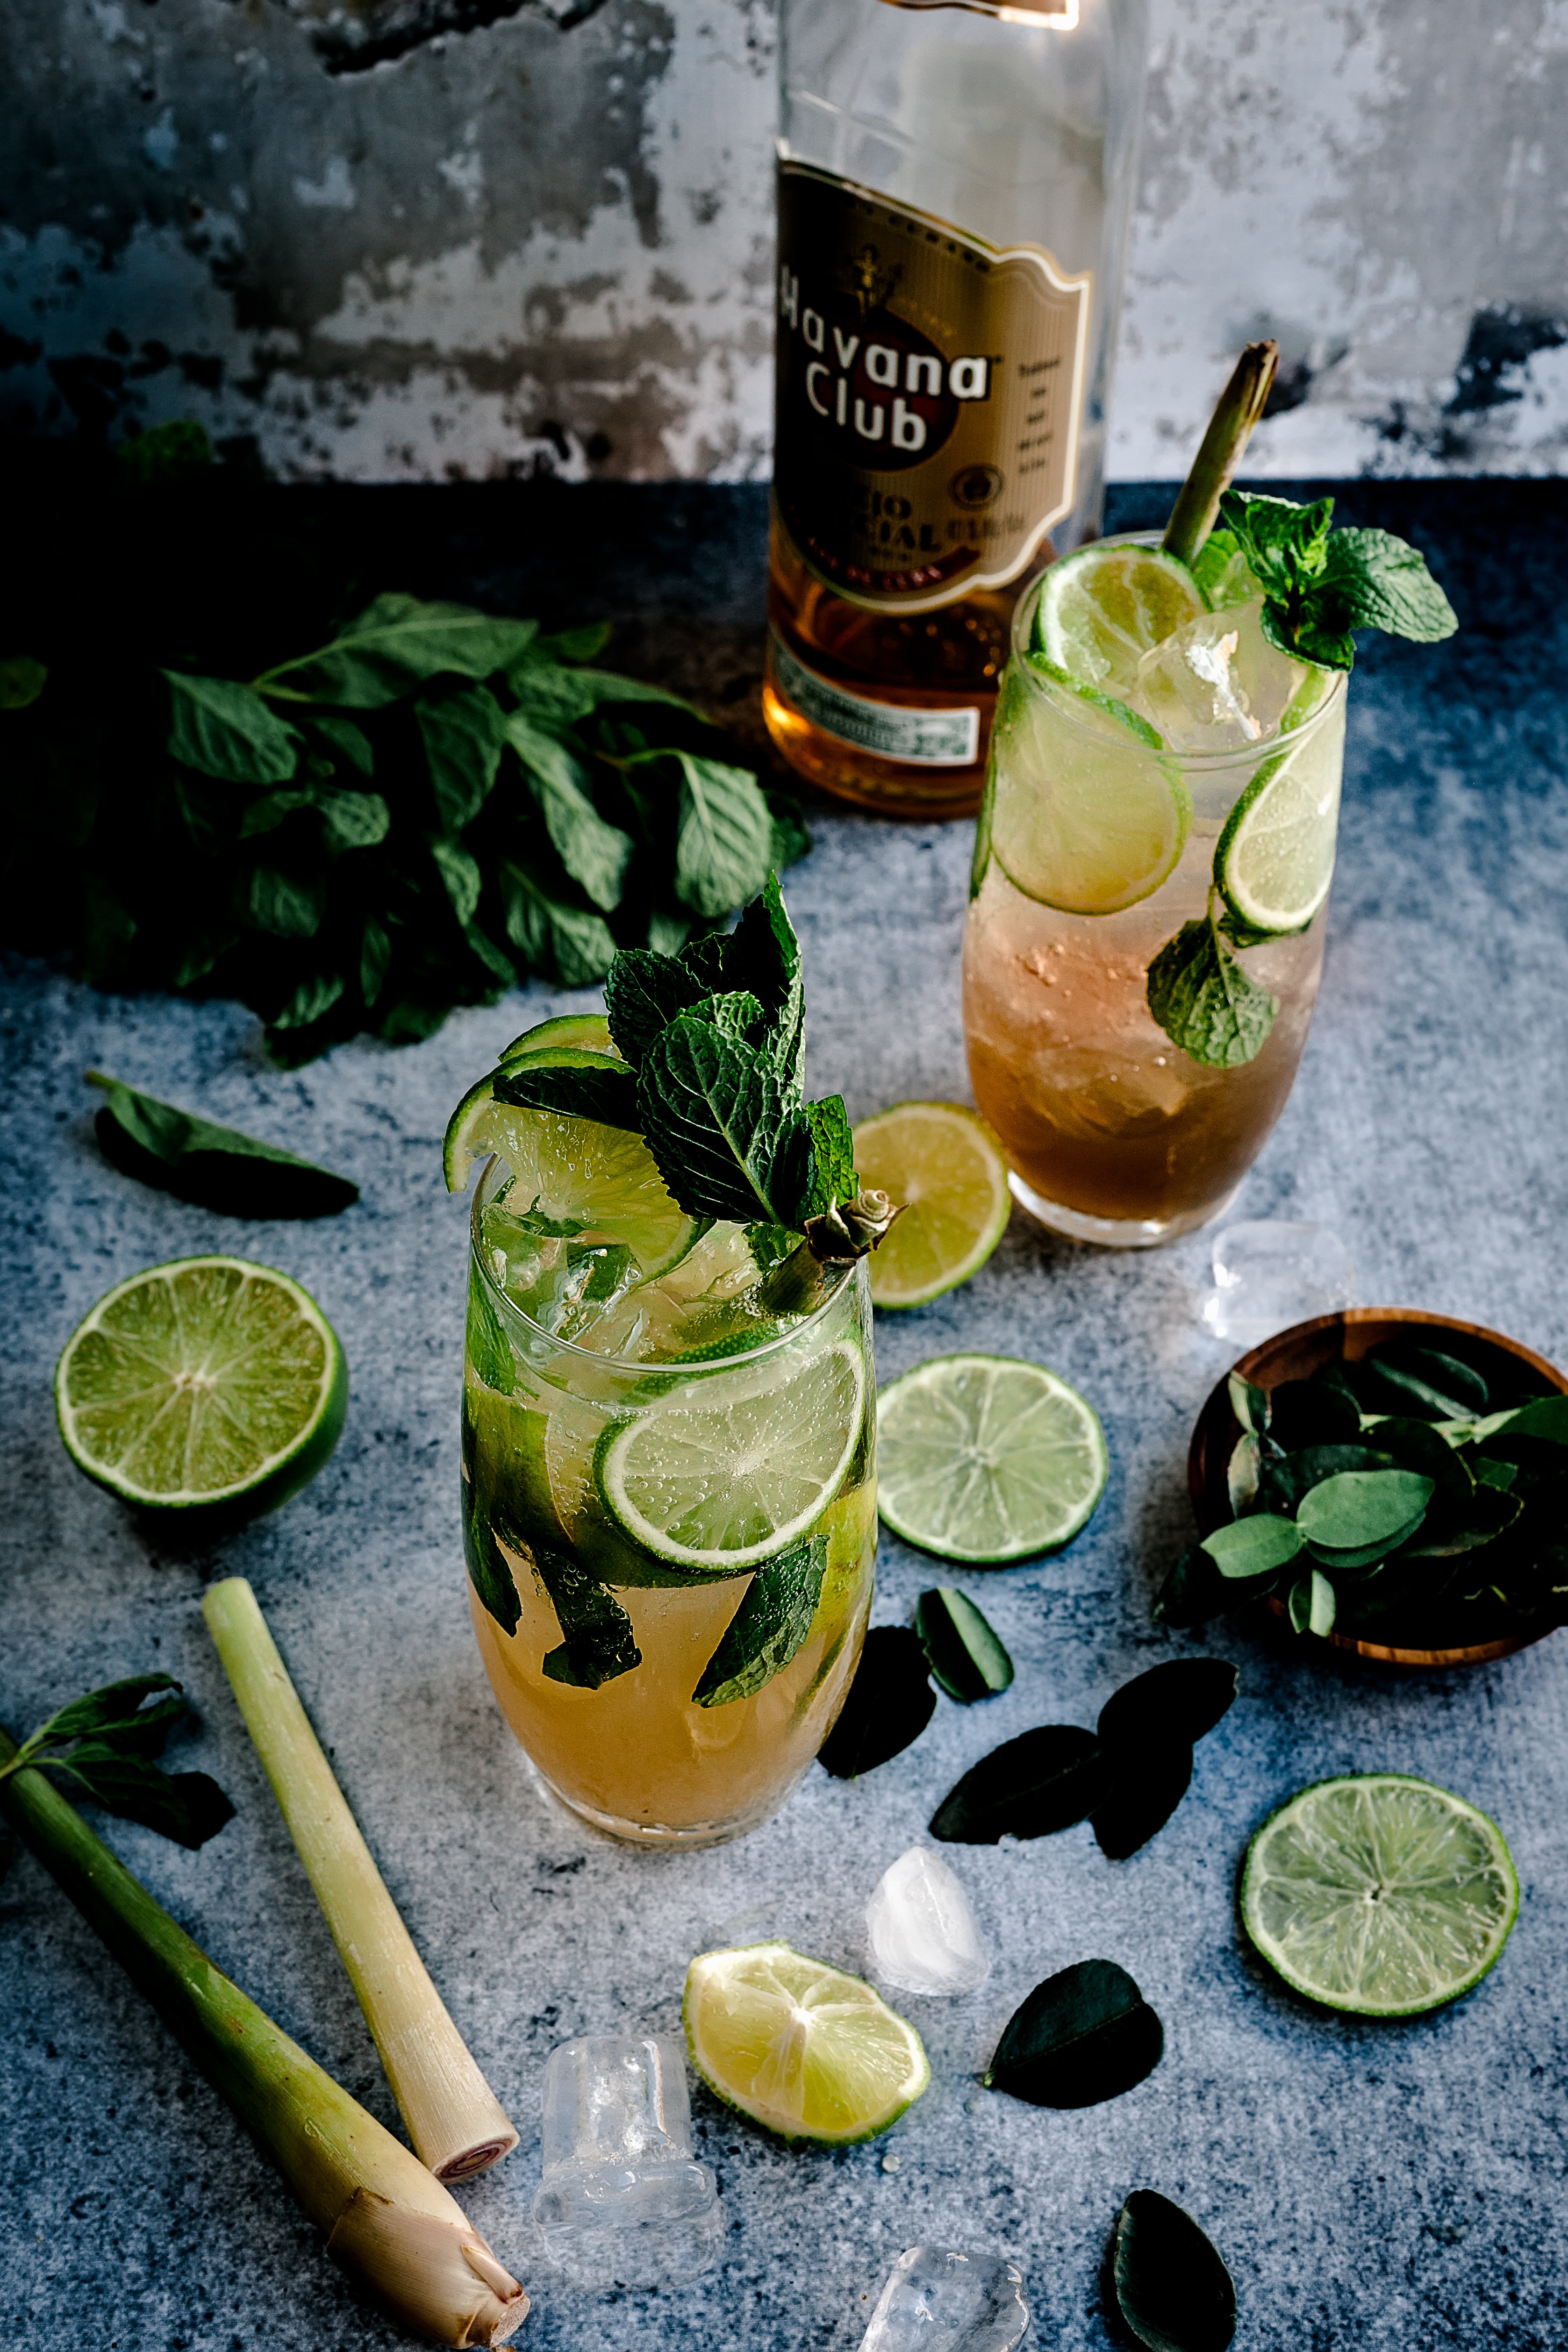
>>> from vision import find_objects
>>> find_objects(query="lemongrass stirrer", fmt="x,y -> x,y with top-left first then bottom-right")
1161,340 -> 1280,567
0,1723 -> 528,2348
203,1578 -> 516,2184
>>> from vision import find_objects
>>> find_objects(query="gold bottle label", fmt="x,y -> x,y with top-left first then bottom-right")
774,157 -> 1092,615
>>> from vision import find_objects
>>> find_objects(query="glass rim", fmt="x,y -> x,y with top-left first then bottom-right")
1008,529 -> 1349,770
468,1153 -> 861,1375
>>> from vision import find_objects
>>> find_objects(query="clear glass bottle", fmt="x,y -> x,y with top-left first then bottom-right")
765,0 -> 1150,819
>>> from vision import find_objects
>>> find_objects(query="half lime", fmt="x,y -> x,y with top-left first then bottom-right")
55,1255 -> 347,1522
876,1352 -> 1107,1563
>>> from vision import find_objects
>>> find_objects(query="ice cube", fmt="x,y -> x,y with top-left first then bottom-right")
1202,1220 -> 1357,1346
531,2034 -> 723,2289
1134,598 -> 1301,751
866,1847 -> 991,1996
857,2246 -> 1029,2352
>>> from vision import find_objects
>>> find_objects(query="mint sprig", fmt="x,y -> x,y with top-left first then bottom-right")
1145,892 -> 1279,1070
1217,490 -> 1457,672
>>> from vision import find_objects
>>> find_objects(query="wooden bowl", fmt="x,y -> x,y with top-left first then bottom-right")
1188,1307 -> 1568,1669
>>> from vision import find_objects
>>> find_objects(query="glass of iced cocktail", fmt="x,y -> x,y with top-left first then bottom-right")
446,885 -> 889,1844
964,346 -> 1455,1247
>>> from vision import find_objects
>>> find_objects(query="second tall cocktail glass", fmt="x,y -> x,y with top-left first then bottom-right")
964,542 -> 1348,1245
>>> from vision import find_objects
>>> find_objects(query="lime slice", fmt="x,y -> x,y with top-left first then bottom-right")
684,1941 -> 929,2144
1240,1774 -> 1519,2017
594,1339 -> 866,1572
55,1256 -> 347,1521
1032,542 -> 1207,699
445,1044 -> 626,1194
988,665 -> 1192,916
852,1102 -> 1010,1309
1214,679 -> 1344,935
876,1353 -> 1107,1563
498,1012 -> 619,1061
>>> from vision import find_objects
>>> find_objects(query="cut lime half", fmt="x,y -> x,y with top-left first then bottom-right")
876,1352 -> 1107,1563
1215,679 -> 1344,936
594,1339 -> 866,1572
989,665 -> 1191,917
55,1256 -> 346,1521
1032,542 -> 1207,700
852,1101 -> 1010,1309
684,1941 -> 929,2144
498,1012 -> 619,1062
445,1043 -> 625,1194
1240,1773 -> 1519,2017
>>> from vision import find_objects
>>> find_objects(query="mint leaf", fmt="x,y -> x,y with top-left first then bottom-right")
692,1535 -> 825,1706
494,1054 -> 639,1130
87,1069 -> 358,1216
241,864 -> 325,939
309,712 -> 375,776
689,988 -> 768,1044
636,1013 -> 807,1224
50,1752 -> 236,1849
723,872 -> 804,1075
533,622 -> 613,663
1217,493 -> 1456,672
255,594 -> 539,707
269,973 -> 349,1036
0,654 -> 49,710
418,683 -> 505,832
464,1498 -> 521,1634
499,860 -> 617,987
799,1096 -> 858,1220
536,1546 -> 642,1688
163,672 -> 302,785
604,948 -> 705,1069
1318,528 -> 1459,642
506,711 -> 633,912
671,752 -> 775,918
1146,914 -> 1278,1067
239,785 -> 389,854
29,1672 -> 185,1750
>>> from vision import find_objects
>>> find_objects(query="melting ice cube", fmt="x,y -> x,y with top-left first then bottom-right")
866,1847 -> 991,1996
531,2033 -> 723,2289
1134,598 -> 1302,751
1202,1220 -> 1357,1346
857,2246 -> 1029,2352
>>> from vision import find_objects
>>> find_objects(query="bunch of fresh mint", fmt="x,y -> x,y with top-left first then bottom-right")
497,874 -> 857,1238
0,425 -> 808,1066
1147,491 -> 1457,1070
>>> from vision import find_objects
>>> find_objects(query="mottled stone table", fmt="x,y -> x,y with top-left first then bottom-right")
4,480 -> 1566,2352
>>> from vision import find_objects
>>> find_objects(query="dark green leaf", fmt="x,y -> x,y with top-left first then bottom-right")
1113,2189 -> 1236,2352
1226,1433 -> 1261,1515
766,792 -> 813,871
500,861 -> 618,988
431,836 -> 483,927
636,1013 -> 811,1227
87,1070 -> 358,1216
1200,1515 -> 1304,1580
463,1499 -> 522,1634
1317,529 -> 1458,643
1268,1376 -> 1363,1450
309,712 -> 375,775
532,622 -> 613,663
116,419 -> 214,486
1397,1481 -> 1521,1558
1092,1739 -> 1193,1861
317,789 -> 390,852
1490,1394 -> 1568,1447
258,594 -> 539,707
985,1957 -> 1162,2109
1146,919 -> 1278,1069
494,1051 -> 640,1130
929,1724 -> 1108,1843
672,754 -> 775,918
536,1546 -> 642,1688
604,948 -> 705,1070
513,659 -> 700,725
1152,1546 -> 1231,1629
722,873 -> 806,1074
1189,527 -> 1244,602
0,654 -> 48,710
53,1754 -> 236,1850
359,916 -> 391,1007
163,672 -> 301,785
799,1096 -> 858,1221
1262,1443 -> 1392,1516
1365,1416 -> 1474,1500
417,685 -> 506,832
269,972 -> 348,1034
693,1536 -> 825,1706
1226,1372 -> 1270,1437
1362,1346 -> 1488,1422
1288,1567 -> 1337,1636
816,1627 -> 936,1778
1297,1469 -> 1434,1551
243,863 -> 324,939
916,1587 -> 1014,1703
1096,1660 -> 1238,1753
29,1672 -> 184,1749
506,713 -> 633,911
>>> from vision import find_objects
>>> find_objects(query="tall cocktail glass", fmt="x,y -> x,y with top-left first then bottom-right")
463,1158 -> 876,1845
964,541 -> 1348,1245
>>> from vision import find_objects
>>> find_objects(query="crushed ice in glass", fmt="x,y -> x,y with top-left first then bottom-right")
866,1847 -> 991,1996
531,2033 -> 722,2288
1133,598 -> 1303,752
856,2246 -> 1029,2352
1202,1220 -> 1357,1346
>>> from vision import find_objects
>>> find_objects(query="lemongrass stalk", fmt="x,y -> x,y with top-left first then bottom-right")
1161,340 -> 1280,567
0,1723 -> 528,2347
202,1578 -> 516,2185
756,1190 -> 902,1320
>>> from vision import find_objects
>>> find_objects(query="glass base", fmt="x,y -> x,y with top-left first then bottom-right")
522,1751 -> 809,1849
1008,1168 -> 1242,1250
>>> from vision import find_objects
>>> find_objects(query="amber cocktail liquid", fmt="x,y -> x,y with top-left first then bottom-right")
965,557 -> 1348,1244
763,0 -> 1149,817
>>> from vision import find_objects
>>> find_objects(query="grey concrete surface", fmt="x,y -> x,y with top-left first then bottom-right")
4,0 -> 1568,481
3,479 -> 1567,2350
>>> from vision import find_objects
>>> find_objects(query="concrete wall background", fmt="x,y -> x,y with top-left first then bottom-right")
3,0 -> 1565,484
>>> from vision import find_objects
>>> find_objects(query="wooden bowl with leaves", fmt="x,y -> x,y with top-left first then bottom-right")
1188,1308 -> 1568,1668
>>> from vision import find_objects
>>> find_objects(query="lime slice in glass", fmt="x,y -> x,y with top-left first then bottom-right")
1032,542 -> 1207,699
498,1011 -> 619,1061
988,665 -> 1192,916
852,1101 -> 1010,1309
1240,1773 -> 1519,2017
445,1043 -> 626,1194
55,1255 -> 346,1521
594,1338 -> 866,1572
876,1352 -> 1107,1563
684,1941 -> 929,2144
1214,676 -> 1344,936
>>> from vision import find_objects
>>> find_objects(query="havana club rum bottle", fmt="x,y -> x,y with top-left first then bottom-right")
765,0 -> 1149,817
